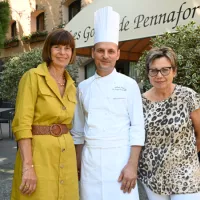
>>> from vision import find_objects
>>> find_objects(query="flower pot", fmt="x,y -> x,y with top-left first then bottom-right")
4,41 -> 19,49
30,35 -> 47,43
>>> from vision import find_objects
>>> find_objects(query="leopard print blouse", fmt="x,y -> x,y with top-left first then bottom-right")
138,85 -> 200,195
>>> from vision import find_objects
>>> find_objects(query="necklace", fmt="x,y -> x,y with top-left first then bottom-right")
56,78 -> 66,86
49,67 -> 66,86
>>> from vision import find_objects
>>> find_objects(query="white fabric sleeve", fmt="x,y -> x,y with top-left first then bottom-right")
127,80 -> 145,146
71,87 -> 85,144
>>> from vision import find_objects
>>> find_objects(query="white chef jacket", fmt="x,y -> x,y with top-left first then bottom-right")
71,69 -> 145,200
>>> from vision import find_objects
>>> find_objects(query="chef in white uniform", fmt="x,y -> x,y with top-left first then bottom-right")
71,6 -> 145,200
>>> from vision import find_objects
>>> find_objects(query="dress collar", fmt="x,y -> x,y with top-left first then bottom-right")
34,62 -> 74,85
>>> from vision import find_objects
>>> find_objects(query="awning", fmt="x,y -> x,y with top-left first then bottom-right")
65,0 -> 200,61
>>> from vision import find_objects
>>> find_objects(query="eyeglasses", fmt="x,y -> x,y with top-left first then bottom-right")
148,67 -> 174,77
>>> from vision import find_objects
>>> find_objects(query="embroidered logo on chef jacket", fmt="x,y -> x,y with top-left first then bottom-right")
112,86 -> 127,91
110,87 -> 128,115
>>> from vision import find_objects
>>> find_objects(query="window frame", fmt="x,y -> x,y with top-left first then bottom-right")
36,12 -> 45,31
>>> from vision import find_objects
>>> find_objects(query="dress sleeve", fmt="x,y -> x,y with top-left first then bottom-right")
12,69 -> 38,141
187,88 -> 200,112
127,80 -> 145,146
71,87 -> 85,144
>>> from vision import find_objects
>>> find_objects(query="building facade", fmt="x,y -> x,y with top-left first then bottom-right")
0,0 -> 91,81
0,0 -> 141,84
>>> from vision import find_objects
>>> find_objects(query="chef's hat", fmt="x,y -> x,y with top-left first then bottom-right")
94,6 -> 120,45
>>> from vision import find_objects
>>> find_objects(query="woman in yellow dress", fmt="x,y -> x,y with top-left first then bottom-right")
11,29 -> 79,200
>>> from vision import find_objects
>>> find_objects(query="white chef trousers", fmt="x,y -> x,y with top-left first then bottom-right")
80,145 -> 140,200
143,183 -> 200,200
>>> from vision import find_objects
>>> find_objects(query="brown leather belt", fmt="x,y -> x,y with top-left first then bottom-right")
32,124 -> 69,137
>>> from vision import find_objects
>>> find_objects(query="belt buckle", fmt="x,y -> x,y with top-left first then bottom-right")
50,124 -> 62,137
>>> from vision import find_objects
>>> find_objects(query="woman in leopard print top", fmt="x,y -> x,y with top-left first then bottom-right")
138,47 -> 200,200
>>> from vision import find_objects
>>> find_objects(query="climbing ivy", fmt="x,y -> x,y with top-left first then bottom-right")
0,1 -> 10,48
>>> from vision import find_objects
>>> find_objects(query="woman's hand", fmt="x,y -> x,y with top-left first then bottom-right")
18,139 -> 36,195
19,165 -> 37,195
196,138 -> 200,152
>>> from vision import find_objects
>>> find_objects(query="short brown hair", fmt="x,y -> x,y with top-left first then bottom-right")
42,29 -> 76,65
146,47 -> 177,71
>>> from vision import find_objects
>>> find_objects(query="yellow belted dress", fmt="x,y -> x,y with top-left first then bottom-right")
11,63 -> 79,200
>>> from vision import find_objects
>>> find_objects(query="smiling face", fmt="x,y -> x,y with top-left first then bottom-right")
92,42 -> 120,76
42,29 -> 75,66
50,45 -> 72,68
148,57 -> 177,89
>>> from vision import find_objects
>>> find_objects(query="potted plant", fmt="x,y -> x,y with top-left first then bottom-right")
21,35 -> 31,44
4,37 -> 19,48
29,30 -> 48,43
55,22 -> 67,29
21,31 -> 48,44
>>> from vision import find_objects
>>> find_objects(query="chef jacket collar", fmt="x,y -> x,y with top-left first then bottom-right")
94,68 -> 117,82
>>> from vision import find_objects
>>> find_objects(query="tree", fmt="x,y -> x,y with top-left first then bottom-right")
0,1 -> 10,48
0,48 -> 79,103
136,22 -> 200,93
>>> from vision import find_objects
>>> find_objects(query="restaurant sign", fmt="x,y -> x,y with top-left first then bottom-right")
65,0 -> 200,48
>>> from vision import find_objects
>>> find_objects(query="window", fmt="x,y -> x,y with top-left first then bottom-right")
115,61 -> 130,76
69,0 -> 81,21
36,12 -> 45,31
85,61 -> 95,78
11,21 -> 17,37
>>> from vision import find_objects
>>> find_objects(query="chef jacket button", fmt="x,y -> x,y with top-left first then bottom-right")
62,106 -> 66,110
61,148 -> 65,152
60,164 -> 64,168
60,180 -> 64,184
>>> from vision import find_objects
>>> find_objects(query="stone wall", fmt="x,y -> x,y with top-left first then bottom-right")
0,0 -> 93,82
0,0 -> 63,59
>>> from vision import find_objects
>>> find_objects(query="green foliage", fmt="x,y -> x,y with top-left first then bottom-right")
4,36 -> 19,45
0,48 -> 42,103
0,1 -> 10,48
31,30 -> 48,37
67,62 -> 79,87
0,48 -> 79,103
21,35 -> 31,42
135,21 -> 200,93
21,30 -> 48,42
54,22 -> 67,30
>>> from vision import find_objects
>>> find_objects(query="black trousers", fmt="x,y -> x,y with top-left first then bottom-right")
198,152 -> 200,162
